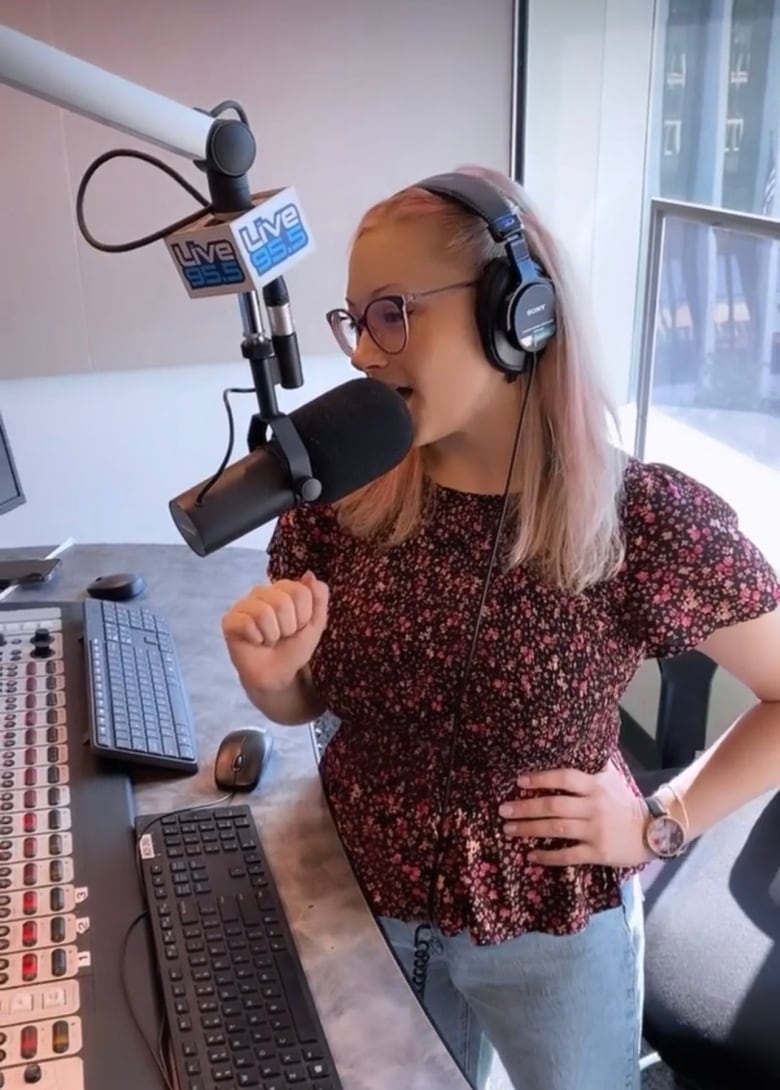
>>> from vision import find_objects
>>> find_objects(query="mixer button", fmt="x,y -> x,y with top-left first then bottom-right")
20,1024 -> 37,1059
52,1019 -> 69,1054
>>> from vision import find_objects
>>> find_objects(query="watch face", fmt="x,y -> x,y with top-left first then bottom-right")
646,816 -> 686,858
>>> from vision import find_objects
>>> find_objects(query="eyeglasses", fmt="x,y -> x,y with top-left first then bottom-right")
325,280 -> 477,357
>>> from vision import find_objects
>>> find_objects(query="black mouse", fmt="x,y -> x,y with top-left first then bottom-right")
214,727 -> 272,792
86,572 -> 146,601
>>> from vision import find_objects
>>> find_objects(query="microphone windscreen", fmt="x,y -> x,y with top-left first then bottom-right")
288,378 -> 413,502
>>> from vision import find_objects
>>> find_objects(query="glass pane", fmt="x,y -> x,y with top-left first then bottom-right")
640,214 -> 780,568
651,0 -> 780,217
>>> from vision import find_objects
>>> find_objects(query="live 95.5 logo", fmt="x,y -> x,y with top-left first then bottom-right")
238,203 -> 309,275
169,239 -> 246,291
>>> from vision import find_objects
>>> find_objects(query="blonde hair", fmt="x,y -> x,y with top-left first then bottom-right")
335,165 -> 627,594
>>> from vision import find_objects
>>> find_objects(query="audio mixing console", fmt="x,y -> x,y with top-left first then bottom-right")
0,603 -> 163,1090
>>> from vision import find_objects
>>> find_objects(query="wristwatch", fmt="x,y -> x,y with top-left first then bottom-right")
643,792 -> 688,859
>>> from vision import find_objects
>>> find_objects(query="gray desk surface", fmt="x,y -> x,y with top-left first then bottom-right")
2,542 -> 470,1090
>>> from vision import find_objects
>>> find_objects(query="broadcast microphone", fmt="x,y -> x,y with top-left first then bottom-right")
169,379 -> 414,556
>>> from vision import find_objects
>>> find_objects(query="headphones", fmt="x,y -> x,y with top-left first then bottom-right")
415,172 -> 557,376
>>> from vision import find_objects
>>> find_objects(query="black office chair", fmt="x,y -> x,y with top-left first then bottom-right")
621,651 -> 780,1090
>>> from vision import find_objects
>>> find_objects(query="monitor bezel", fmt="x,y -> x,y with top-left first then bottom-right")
0,412 -> 25,518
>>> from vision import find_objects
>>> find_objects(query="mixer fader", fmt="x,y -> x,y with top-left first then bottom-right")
0,603 -> 163,1090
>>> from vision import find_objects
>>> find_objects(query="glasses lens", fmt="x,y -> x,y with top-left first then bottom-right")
327,310 -> 358,356
366,297 -> 407,353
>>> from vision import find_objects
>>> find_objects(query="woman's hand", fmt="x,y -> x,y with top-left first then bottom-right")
499,758 -> 653,867
221,571 -> 329,695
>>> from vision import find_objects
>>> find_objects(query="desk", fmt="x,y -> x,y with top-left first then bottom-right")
3,542 -> 470,1090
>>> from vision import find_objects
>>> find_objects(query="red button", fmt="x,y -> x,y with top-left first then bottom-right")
24,768 -> 37,786
22,921 -> 36,947
20,1024 -> 37,1058
21,953 -> 37,982
23,813 -> 36,834
22,838 -> 36,859
23,891 -> 37,916
22,863 -> 37,887
23,790 -> 36,809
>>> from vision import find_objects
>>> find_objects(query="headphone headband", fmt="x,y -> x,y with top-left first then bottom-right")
414,171 -> 557,375
416,173 -> 525,244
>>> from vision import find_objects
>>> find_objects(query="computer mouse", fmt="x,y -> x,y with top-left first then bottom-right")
86,572 -> 147,601
214,727 -> 272,792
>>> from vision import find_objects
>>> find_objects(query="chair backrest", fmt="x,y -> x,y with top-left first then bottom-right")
654,650 -> 719,768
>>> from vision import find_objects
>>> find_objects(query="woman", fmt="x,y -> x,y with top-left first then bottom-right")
221,165 -> 780,1090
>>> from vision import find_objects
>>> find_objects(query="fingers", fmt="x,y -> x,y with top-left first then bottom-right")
516,768 -> 596,796
221,573 -> 328,648
503,817 -> 589,840
499,793 -> 590,822
524,844 -> 592,867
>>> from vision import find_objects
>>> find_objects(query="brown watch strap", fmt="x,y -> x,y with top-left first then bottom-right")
645,794 -> 667,819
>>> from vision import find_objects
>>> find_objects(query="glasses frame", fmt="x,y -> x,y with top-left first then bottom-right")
325,279 -> 478,356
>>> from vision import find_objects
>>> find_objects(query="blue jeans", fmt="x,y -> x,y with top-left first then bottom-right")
378,876 -> 645,1090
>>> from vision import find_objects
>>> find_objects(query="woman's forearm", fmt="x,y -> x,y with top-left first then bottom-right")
245,666 -> 327,726
662,699 -> 780,838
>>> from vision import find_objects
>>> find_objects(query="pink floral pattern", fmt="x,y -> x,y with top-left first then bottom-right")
267,459 -> 780,944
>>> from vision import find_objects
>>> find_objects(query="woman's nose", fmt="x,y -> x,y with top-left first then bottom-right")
350,331 -> 388,374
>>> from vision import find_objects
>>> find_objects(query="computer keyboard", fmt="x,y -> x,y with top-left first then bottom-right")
83,597 -> 199,774
136,803 -> 342,1090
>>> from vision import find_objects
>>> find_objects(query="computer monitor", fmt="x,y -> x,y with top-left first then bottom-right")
0,411 -> 25,517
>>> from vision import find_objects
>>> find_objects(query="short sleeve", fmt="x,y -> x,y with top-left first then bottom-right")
621,461 -> 780,659
265,502 -> 338,584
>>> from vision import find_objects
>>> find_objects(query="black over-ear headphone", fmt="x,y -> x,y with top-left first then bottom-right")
415,172 -> 557,376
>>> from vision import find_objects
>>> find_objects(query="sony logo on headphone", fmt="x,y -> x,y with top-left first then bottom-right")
526,303 -> 547,316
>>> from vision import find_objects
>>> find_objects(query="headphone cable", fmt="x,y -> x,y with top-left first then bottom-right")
411,364 -> 537,1002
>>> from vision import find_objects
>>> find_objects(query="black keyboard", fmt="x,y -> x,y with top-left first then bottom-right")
136,804 -> 342,1090
83,597 -> 199,774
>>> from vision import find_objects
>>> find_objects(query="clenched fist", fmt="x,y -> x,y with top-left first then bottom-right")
221,571 -> 329,696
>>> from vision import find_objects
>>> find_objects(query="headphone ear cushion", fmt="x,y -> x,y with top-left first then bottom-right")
475,259 -> 529,375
